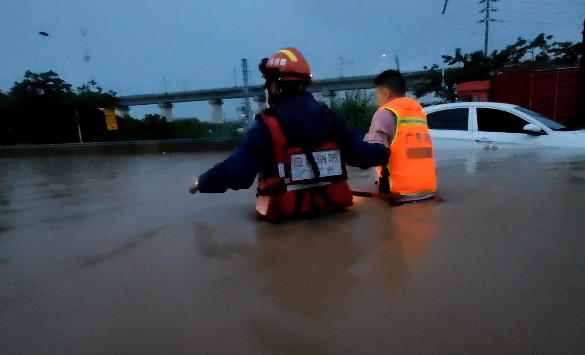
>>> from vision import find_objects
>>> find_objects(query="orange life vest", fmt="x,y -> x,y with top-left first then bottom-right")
377,97 -> 437,196
256,110 -> 353,223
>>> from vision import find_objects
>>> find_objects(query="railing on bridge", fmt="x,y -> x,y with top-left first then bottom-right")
117,71 -> 425,122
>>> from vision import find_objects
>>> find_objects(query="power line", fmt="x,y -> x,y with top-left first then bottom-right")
314,3 -> 481,58
498,1 -> 584,4
501,19 -> 583,25
319,14 -> 478,63
499,9 -> 585,14
325,22 -> 480,68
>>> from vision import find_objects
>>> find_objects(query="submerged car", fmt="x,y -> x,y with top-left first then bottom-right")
423,102 -> 585,149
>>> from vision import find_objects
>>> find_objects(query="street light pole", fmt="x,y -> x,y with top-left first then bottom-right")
75,109 -> 83,143
39,31 -> 84,143
39,31 -> 74,84
79,28 -> 94,85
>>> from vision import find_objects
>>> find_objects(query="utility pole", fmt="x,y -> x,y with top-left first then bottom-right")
339,56 -> 343,78
441,1 -> 448,100
484,0 -> 490,55
75,109 -> 83,143
395,55 -> 401,72
480,0 -> 498,56
241,59 -> 252,125
163,75 -> 168,93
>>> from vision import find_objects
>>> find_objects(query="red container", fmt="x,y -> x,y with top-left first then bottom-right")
491,67 -> 578,123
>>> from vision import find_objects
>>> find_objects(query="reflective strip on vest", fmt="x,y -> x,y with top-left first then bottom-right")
398,118 -> 428,126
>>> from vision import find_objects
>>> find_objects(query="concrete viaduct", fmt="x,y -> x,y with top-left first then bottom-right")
117,71 -> 424,122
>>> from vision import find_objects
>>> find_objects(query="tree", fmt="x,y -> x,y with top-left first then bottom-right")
527,33 -> 553,62
143,114 -> 174,140
4,72 -> 124,144
413,64 -> 444,99
491,37 -> 528,67
10,71 -> 77,144
442,48 -> 466,68
413,34 -> 581,101
74,81 -> 119,142
0,91 -> 14,145
548,41 -> 582,65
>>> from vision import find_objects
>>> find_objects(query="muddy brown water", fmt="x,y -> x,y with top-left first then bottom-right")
1,148 -> 584,354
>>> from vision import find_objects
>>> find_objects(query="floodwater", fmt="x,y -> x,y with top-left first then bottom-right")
1,148 -> 585,355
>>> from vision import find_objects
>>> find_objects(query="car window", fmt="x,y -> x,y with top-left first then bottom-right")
476,108 -> 530,133
514,107 -> 565,130
427,108 -> 469,130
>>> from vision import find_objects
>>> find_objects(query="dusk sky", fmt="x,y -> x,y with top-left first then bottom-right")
1,0 -> 583,120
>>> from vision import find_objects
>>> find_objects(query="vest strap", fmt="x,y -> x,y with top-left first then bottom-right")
293,189 -> 306,216
314,186 -> 336,208
257,180 -> 287,196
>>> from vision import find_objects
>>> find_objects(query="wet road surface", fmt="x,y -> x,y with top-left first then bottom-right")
1,148 -> 585,354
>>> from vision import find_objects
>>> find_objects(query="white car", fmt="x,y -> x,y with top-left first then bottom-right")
423,102 -> 585,148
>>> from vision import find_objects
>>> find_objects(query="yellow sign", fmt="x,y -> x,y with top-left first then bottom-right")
104,109 -> 118,131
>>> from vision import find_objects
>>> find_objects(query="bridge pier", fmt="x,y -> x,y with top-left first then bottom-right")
209,99 -> 224,123
253,95 -> 267,115
116,105 -> 130,118
323,90 -> 336,107
159,102 -> 174,122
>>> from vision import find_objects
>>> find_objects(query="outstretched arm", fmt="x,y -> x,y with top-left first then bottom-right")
196,118 -> 273,193
331,111 -> 390,169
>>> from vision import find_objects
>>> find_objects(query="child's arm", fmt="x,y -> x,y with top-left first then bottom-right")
364,109 -> 397,148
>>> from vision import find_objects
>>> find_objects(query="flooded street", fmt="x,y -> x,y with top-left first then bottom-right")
1,148 -> 585,355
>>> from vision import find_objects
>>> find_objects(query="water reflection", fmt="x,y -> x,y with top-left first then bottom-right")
25,156 -> 131,202
0,168 -> 12,238
252,322 -> 331,355
251,220 -> 359,318
193,215 -> 360,318
360,203 -> 443,290
192,200 -> 445,354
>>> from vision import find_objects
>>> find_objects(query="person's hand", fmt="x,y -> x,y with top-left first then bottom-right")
188,177 -> 199,194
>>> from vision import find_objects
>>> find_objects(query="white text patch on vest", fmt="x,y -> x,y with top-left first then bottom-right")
290,149 -> 342,182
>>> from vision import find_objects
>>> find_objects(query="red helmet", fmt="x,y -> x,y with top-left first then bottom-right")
259,47 -> 312,82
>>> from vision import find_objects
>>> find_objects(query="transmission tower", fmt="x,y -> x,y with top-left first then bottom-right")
479,0 -> 498,55
238,59 -> 253,126
442,0 -> 498,56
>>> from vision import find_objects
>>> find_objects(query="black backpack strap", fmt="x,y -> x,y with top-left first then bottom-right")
257,180 -> 287,196
314,186 -> 336,209
293,189 -> 306,217
302,147 -> 320,178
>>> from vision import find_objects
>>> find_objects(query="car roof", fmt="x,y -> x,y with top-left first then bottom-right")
423,102 -> 519,112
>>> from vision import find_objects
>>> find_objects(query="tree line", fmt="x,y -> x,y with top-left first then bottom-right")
413,33 -> 581,102
0,71 -> 241,145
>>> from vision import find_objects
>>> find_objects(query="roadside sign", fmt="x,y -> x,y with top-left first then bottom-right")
104,109 -> 118,130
